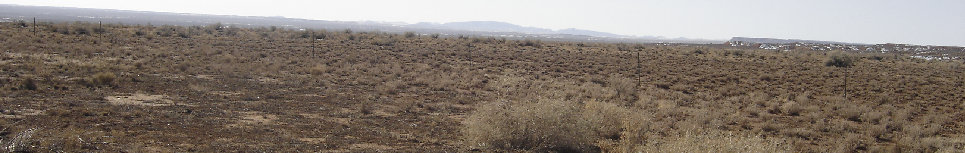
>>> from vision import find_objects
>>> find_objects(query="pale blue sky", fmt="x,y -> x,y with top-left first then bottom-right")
2,0 -> 963,46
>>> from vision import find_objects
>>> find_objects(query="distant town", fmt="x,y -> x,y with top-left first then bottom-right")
723,37 -> 964,61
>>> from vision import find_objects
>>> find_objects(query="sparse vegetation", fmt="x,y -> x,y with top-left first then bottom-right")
371,36 -> 397,46
0,21 -> 962,152
631,130 -> 791,152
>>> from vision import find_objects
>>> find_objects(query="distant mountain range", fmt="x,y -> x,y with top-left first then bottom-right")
1,4 -> 957,47
412,21 -> 553,35
407,21 -> 629,38
0,4 -> 716,43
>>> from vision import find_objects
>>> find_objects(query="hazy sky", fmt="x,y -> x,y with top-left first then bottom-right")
2,0 -> 963,46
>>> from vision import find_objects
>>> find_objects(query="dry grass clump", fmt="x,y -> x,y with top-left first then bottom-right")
895,136 -> 965,153
371,37 -> 398,46
779,100 -> 803,116
632,130 -> 791,153
79,72 -> 116,87
519,39 -> 542,48
376,80 -> 405,95
298,65 -> 332,76
582,100 -> 635,140
463,98 -> 642,152
606,75 -> 638,106
463,99 -> 596,152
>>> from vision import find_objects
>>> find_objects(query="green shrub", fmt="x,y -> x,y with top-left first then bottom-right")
155,26 -> 176,37
134,30 -> 147,36
52,25 -> 70,34
177,31 -> 191,38
211,22 -> 225,31
20,78 -> 37,90
826,54 -> 854,68
16,20 -> 27,27
92,26 -> 106,34
314,32 -> 326,39
404,31 -> 416,38
520,39 -> 542,48
74,26 -> 89,35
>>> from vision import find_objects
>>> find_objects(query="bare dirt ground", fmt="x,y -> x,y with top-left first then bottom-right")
0,22 -> 963,152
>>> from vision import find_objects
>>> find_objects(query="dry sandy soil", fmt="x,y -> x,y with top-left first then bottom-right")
0,22 -> 963,152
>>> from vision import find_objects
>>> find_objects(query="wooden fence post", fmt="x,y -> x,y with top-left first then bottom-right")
33,17 -> 37,35
636,50 -> 642,89
311,31 -> 316,56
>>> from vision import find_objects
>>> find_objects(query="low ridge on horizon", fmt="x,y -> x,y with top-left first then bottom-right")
0,4 -> 723,43
0,4 -> 959,47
